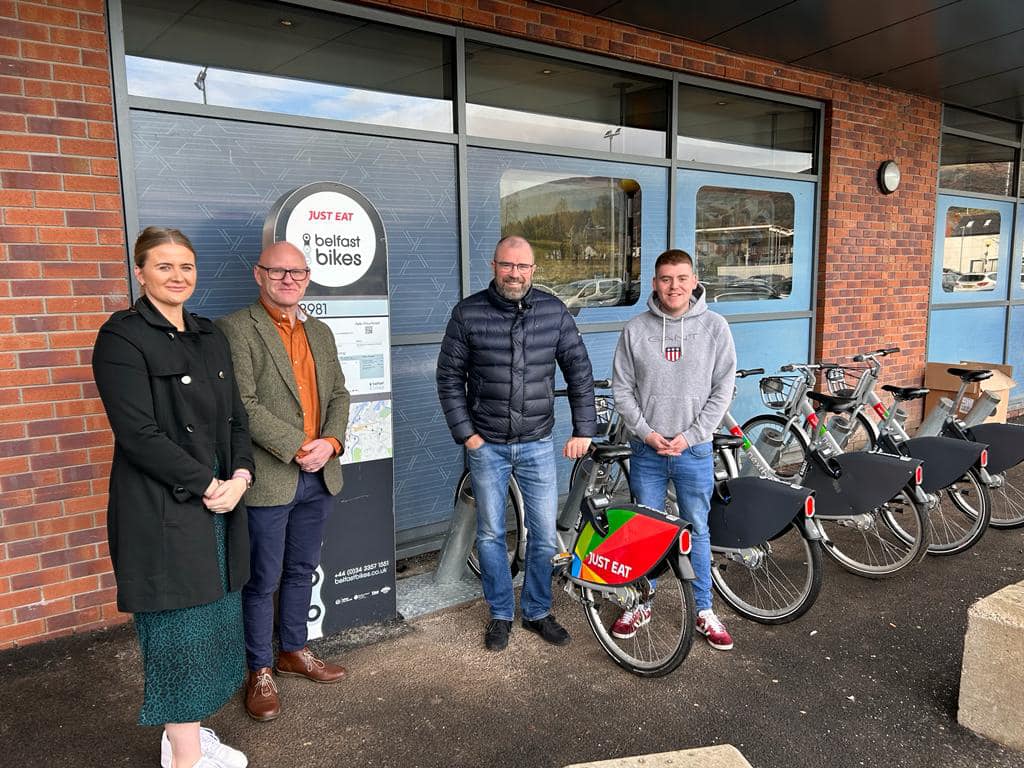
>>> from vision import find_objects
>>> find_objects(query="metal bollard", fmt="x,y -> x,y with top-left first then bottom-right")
917,396 -> 954,437
433,478 -> 478,584
962,390 -> 1001,428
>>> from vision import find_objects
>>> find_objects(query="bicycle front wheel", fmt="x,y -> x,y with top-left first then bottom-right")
927,468 -> 991,555
817,487 -> 930,578
740,414 -> 809,482
458,471 -> 524,579
987,464 -> 1024,528
711,523 -> 823,624
583,562 -> 695,678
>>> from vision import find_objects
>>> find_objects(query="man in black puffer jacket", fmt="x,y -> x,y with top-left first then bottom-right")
437,235 -> 596,652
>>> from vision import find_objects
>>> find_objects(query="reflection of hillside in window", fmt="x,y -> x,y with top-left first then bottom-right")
500,171 -> 641,309
940,207 -> 1000,292
939,135 -> 1015,197
695,187 -> 795,303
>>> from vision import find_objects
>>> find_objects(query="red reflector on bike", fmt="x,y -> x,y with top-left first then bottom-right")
678,529 -> 692,555
914,465 -> 923,485
804,495 -> 815,517
980,448 -> 988,468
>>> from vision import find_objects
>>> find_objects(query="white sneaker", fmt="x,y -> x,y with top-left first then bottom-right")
161,728 -> 248,768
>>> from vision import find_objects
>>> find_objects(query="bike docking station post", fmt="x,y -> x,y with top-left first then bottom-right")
433,474 -> 477,585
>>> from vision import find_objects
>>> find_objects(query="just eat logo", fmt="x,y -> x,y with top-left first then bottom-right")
307,210 -> 356,221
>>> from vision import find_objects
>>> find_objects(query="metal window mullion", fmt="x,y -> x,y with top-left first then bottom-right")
455,30 -> 471,300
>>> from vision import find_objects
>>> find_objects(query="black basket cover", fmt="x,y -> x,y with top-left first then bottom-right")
709,476 -> 811,548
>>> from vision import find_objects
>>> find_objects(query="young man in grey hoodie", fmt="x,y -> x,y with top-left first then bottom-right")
611,249 -> 737,649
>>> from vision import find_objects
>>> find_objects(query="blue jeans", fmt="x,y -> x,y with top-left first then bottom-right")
629,439 -> 714,612
243,470 -> 333,670
467,437 -> 558,622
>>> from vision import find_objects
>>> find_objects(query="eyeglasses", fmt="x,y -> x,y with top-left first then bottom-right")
494,261 -> 536,273
257,264 -> 311,281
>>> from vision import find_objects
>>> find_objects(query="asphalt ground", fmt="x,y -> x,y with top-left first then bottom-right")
2,513 -> 1024,768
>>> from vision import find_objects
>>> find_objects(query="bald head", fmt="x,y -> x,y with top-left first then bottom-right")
255,240 -> 311,316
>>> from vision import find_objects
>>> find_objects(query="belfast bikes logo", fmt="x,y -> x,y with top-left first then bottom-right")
283,189 -> 377,288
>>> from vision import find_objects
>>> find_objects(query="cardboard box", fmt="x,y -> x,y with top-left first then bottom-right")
923,361 -> 1016,424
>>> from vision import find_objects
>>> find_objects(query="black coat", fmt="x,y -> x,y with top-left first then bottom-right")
437,282 -> 596,444
92,297 -> 255,613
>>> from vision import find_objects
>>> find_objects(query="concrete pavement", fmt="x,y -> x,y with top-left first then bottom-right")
2,519 -> 1024,768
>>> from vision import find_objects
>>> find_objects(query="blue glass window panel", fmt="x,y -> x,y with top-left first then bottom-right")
927,306 -> 1007,363
676,170 -> 815,315
466,147 -> 668,325
1007,306 -> 1024,404
391,344 -> 463,532
931,195 -> 1013,305
130,111 -> 459,333
729,318 -> 812,425
1013,205 -> 1024,301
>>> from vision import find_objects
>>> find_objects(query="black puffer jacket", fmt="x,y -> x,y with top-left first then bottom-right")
437,282 -> 596,444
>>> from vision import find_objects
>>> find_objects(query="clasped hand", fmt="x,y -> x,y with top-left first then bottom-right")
645,432 -> 688,456
203,477 -> 246,514
296,438 -> 335,473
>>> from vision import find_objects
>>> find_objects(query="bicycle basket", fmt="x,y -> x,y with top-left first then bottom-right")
759,375 -> 798,411
824,366 -> 861,398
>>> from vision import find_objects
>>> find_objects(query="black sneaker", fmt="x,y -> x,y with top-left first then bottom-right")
522,615 -> 571,646
484,619 -> 512,651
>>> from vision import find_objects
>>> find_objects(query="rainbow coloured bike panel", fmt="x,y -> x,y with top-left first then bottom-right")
571,504 -> 686,586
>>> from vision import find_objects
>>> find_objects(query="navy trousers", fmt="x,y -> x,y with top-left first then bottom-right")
242,470 -> 333,671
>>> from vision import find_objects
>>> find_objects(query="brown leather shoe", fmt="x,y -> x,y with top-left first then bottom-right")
275,647 -> 347,683
244,667 -> 281,721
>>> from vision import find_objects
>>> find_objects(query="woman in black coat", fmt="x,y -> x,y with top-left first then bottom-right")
92,226 -> 254,768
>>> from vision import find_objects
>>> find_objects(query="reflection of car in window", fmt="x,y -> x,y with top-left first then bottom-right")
702,276 -> 781,303
558,277 -> 625,308
952,272 -> 997,291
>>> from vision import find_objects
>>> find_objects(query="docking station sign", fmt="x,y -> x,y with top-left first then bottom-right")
264,181 -> 396,636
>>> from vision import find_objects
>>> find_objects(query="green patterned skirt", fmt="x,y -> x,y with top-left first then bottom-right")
134,512 -> 244,726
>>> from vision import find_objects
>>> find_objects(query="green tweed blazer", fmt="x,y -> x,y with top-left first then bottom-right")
217,303 -> 350,507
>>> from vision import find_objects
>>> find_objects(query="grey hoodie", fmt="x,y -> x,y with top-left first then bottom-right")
612,284 -> 737,448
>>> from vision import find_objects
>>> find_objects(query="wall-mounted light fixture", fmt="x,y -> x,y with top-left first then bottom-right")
878,159 -> 901,194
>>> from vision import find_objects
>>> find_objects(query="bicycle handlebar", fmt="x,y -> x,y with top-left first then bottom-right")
736,368 -> 764,378
851,346 -> 900,363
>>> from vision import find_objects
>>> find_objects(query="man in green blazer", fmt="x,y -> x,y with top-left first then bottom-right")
218,241 -> 351,722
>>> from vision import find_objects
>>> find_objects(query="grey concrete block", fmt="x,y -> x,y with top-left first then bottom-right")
958,580 -> 1024,752
564,744 -> 752,768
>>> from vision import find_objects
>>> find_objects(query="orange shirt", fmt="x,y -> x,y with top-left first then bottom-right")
260,299 -> 341,458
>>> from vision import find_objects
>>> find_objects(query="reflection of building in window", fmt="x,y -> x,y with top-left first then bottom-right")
942,209 -> 1000,281
695,187 -> 795,302
500,171 -> 641,310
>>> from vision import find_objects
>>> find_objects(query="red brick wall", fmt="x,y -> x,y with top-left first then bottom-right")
0,0 -> 128,649
0,0 -> 944,649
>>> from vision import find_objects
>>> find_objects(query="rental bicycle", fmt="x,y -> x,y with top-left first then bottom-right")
821,346 -> 991,554
456,381 -> 698,677
739,364 -> 929,578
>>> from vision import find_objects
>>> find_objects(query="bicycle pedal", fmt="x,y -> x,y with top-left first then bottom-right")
551,551 -> 572,568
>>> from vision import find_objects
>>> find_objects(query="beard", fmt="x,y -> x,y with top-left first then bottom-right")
495,276 -> 530,301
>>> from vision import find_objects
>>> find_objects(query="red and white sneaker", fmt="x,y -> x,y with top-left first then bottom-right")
696,609 -> 734,650
610,604 -> 652,639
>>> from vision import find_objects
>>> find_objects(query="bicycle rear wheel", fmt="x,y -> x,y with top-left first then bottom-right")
987,464 -> 1024,528
570,456 -> 632,506
458,471 -> 524,579
927,468 -> 991,555
817,488 -> 930,578
583,561 -> 695,678
711,523 -> 823,624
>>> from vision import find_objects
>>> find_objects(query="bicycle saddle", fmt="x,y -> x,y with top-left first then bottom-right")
806,391 -> 857,414
881,385 -> 929,401
590,443 -> 633,462
947,367 -> 992,382
712,433 -> 745,450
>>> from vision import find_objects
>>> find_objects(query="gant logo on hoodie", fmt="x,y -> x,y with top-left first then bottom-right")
664,346 -> 681,362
